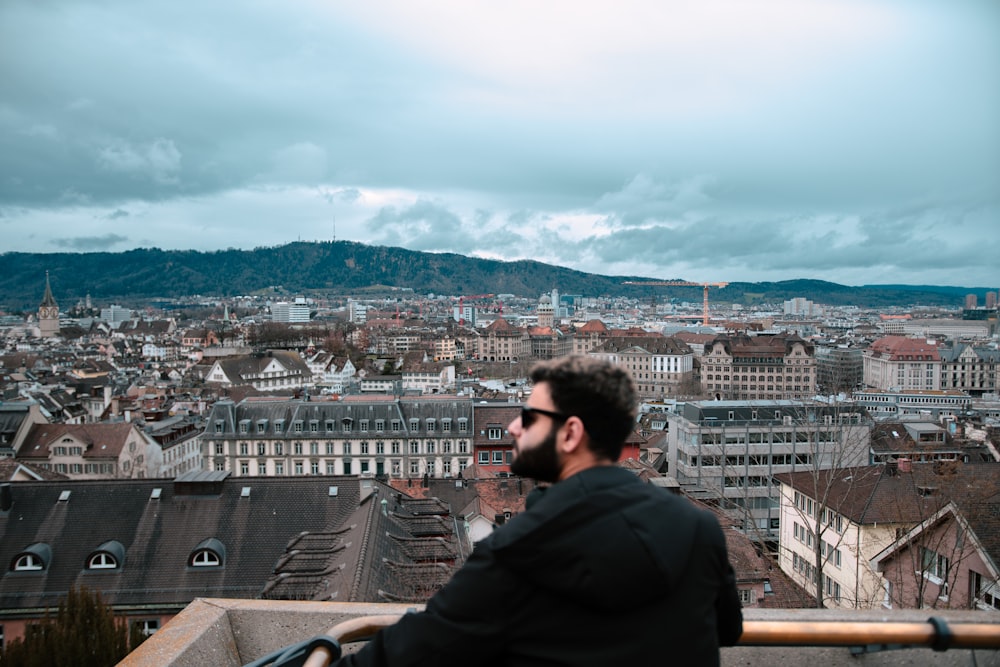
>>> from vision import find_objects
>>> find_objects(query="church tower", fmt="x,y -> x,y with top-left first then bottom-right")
38,271 -> 60,338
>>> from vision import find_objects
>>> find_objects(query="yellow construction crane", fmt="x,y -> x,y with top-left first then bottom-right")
623,280 -> 729,326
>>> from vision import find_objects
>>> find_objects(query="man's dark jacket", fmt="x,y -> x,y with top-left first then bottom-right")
336,465 -> 743,666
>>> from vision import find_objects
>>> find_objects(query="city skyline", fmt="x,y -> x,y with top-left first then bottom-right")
2,0 -> 998,287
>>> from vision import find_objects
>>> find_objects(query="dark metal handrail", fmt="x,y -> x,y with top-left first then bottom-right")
246,614 -> 1000,667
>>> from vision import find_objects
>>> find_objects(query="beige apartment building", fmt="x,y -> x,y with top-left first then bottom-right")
701,332 -> 816,400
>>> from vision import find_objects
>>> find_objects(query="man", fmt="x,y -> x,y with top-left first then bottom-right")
334,356 -> 742,666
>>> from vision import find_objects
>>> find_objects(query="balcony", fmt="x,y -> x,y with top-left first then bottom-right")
119,599 -> 1000,667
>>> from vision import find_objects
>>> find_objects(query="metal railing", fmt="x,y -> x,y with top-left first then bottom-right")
243,614 -> 1000,667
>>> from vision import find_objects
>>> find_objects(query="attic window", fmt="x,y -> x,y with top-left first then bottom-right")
87,541 -> 125,570
11,543 -> 51,572
328,486 -> 339,497
241,486 -> 251,498
13,554 -> 44,571
189,538 -> 225,568
58,490 -> 71,502
150,488 -> 162,500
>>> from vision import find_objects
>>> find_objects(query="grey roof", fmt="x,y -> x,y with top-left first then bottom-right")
0,476 -> 365,612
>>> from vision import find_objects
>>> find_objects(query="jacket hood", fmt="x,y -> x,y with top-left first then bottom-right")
489,466 -> 701,612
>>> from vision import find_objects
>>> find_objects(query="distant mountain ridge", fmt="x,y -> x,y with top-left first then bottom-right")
0,241 -> 988,311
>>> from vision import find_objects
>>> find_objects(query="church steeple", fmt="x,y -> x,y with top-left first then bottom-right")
40,271 -> 58,309
38,271 -> 60,338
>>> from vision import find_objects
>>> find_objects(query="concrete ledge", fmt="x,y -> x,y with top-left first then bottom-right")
119,600 -> 1000,667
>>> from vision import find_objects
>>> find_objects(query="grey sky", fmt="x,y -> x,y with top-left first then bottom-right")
1,0 -> 997,287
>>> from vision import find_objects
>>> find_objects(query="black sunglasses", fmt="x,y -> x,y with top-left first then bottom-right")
520,406 -> 570,429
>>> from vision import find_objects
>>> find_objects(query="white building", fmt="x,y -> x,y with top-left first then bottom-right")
272,299 -> 311,323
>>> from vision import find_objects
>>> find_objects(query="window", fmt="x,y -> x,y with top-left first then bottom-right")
215,443 -> 224,455
275,462 -> 284,475
326,462 -> 336,474
258,462 -> 267,476
239,442 -> 249,456
294,461 -> 304,475
492,450 -> 504,464
458,419 -> 468,433
87,552 -> 119,570
375,419 -> 384,432
410,460 -> 420,475
13,554 -> 44,571
294,421 -> 303,433
459,441 -> 469,454
410,441 -> 420,454
342,420 -> 352,433
360,420 -> 369,433
190,550 -> 221,567
189,539 -> 225,567
240,461 -> 249,475
294,442 -> 303,455
133,619 -> 159,637
478,451 -> 489,464
488,427 -> 502,440
275,443 -> 284,455
258,443 -> 267,456
738,589 -> 756,605
426,441 -> 436,454
360,442 -> 369,455
922,547 -> 950,582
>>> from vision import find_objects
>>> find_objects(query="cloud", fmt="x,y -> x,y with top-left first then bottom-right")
96,138 -> 182,185
367,200 -> 466,250
51,234 -> 130,251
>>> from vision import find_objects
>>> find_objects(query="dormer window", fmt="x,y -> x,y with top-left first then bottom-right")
189,538 -> 225,568
11,543 -> 51,572
14,554 -> 44,571
87,540 -> 125,571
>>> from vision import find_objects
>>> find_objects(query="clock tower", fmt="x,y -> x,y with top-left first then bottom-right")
38,271 -> 60,338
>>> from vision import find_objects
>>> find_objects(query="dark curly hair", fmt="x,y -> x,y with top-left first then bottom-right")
529,355 -> 638,461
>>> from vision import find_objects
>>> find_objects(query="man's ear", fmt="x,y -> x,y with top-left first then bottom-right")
558,416 -> 587,454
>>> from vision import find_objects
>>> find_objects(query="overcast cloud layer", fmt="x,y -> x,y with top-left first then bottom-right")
2,0 -> 997,287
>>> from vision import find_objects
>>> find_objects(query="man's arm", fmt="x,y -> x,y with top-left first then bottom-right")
334,539 -> 521,667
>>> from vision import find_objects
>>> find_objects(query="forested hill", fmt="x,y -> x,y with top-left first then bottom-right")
0,241 -> 984,310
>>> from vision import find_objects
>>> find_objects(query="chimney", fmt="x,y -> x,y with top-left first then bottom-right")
898,457 -> 912,473
1,483 -> 12,511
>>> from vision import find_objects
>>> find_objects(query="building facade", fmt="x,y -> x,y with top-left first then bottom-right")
666,400 -> 871,540
863,336 -> 941,392
589,336 -> 694,400
701,332 -> 816,401
201,396 -> 475,479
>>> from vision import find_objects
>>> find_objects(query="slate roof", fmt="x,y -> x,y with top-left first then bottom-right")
594,336 -> 692,355
0,475 -> 364,611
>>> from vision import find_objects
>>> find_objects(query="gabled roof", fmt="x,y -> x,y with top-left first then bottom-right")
17,422 -> 138,460
774,463 -> 1000,531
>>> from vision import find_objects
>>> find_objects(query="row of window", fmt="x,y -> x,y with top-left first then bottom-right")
215,440 -> 472,457
229,458 -> 474,476
10,541 -> 224,573
691,453 -> 813,467
224,417 -> 468,436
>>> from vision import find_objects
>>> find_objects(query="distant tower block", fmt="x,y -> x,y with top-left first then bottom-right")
38,271 -> 60,338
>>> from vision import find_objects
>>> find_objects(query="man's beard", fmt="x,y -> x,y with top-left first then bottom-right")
510,426 -> 561,483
